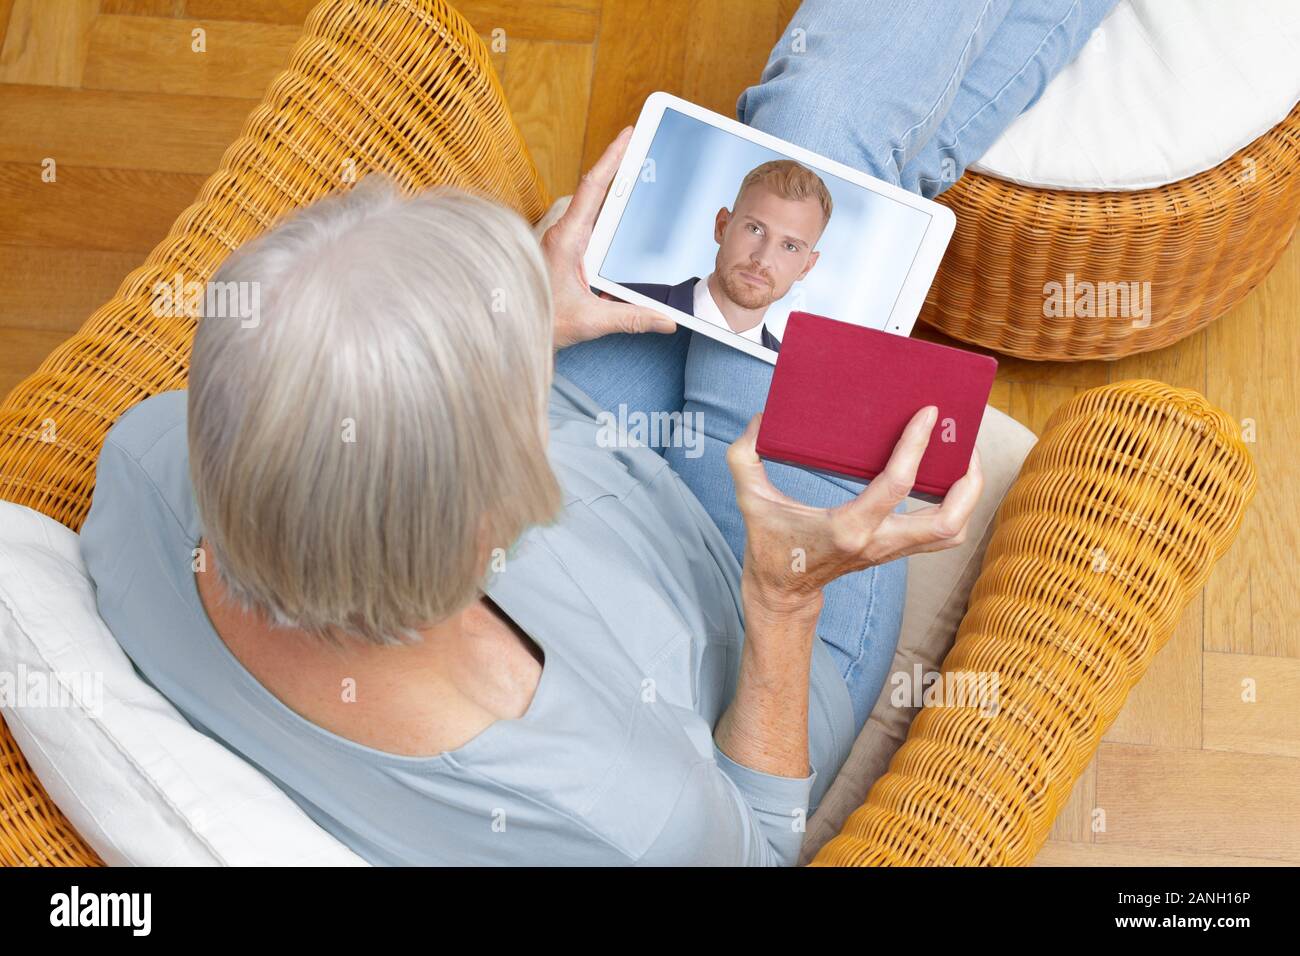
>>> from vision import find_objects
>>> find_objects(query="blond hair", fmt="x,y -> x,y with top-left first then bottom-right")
187,174 -> 562,646
733,159 -> 833,227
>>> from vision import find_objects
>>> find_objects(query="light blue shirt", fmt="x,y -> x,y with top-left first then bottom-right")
79,376 -> 856,865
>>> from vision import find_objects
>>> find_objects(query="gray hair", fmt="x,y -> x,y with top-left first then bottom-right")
187,174 -> 561,646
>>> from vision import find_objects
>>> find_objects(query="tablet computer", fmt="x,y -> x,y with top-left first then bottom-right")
584,91 -> 957,364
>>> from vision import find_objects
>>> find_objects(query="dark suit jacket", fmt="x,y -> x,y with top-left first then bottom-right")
619,277 -> 782,352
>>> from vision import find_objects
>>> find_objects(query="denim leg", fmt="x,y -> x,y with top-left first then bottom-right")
900,0 -> 1120,197
553,327 -> 693,454
736,0 -> 1014,185
736,0 -> 1119,199
663,334 -> 906,732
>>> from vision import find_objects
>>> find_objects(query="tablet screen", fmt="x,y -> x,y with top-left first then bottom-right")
597,106 -> 935,349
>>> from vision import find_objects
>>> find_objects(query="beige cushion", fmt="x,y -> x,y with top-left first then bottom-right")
799,404 -> 1036,863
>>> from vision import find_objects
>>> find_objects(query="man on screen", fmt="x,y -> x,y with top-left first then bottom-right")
621,159 -> 832,352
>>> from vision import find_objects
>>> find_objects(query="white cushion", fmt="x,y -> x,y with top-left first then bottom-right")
0,501 -> 368,866
971,0 -> 1300,191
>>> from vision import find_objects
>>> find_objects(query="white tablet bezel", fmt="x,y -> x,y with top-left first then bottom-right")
584,91 -> 957,364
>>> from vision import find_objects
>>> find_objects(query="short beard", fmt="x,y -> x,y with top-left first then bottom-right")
717,266 -> 776,311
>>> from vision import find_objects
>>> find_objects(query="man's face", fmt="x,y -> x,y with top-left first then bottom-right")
713,184 -> 824,311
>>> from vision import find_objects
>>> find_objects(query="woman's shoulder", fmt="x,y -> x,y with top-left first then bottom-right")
101,390 -> 189,462
82,390 -> 198,596
89,390 -> 196,538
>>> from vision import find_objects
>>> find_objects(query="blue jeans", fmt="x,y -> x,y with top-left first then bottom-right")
737,0 -> 1118,199
558,0 -> 1116,730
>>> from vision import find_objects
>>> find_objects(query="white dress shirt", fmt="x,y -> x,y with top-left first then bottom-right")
694,274 -> 767,345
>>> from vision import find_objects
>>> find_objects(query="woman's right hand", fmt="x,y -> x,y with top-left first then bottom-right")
540,127 -> 677,349
726,405 -> 983,615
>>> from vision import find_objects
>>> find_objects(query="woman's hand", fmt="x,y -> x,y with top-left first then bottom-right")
727,405 -> 983,615
541,127 -> 678,349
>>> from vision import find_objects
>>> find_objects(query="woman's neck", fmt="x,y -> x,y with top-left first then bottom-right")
192,539 -> 541,755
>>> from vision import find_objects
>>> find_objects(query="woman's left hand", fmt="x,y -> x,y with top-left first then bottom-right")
541,127 -> 678,349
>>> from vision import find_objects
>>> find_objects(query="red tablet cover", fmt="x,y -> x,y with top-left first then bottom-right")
756,312 -> 997,500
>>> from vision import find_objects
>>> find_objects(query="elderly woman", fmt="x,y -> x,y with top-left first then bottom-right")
79,0 -> 1112,865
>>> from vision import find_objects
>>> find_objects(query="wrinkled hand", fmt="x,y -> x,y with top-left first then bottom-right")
541,127 -> 678,349
727,405 -> 983,614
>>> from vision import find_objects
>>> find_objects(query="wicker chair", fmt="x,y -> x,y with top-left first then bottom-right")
922,103 -> 1300,361
0,0 -> 1256,867
812,381 -> 1256,864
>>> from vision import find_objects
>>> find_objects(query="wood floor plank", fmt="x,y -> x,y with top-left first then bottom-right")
1033,839 -> 1285,867
1206,237 -> 1300,659
0,326 -> 71,402
0,161 -> 205,253
82,13 -> 299,99
462,1 -> 599,43
1111,325 -> 1207,393
0,83 -> 255,175
583,0 -> 789,170
1095,742 -> 1300,862
1048,755 -> 1099,844
678,0 -> 786,119
582,0 -> 693,170
986,352 -> 1110,389
495,38 -> 594,201
101,0 -> 183,15
184,0 -> 316,25
914,323 -> 1111,389
186,0 -> 601,42
776,0 -> 802,31
987,378 -> 1012,420
1203,651 -> 1300,759
1003,381 -> 1080,436
0,244 -> 140,333
0,0 -> 13,54
1103,593 -> 1202,750
0,0 -> 99,87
